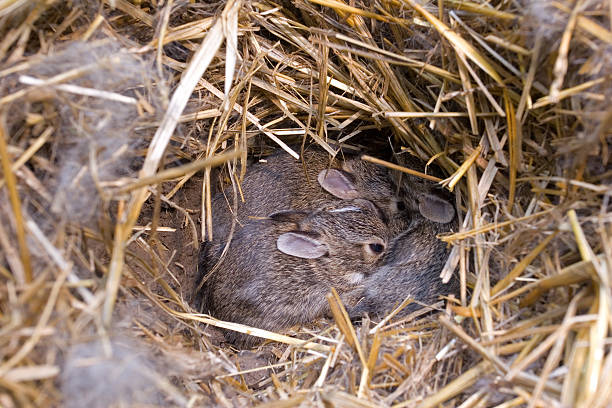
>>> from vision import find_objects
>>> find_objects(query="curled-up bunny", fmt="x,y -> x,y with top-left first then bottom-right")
205,148 -> 408,247
197,147 -> 459,344
348,212 -> 458,318
198,147 -> 410,295
349,153 -> 459,318
201,199 -> 390,346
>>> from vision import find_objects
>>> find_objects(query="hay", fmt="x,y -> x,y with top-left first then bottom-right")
0,0 -> 610,406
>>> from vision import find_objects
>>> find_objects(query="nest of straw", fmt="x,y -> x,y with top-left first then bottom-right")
0,0 -> 610,406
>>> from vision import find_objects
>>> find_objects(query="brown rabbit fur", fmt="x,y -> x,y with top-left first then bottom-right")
197,146 -> 458,345
205,147 -> 408,253
348,152 -> 459,318
202,199 -> 390,346
348,214 -> 457,318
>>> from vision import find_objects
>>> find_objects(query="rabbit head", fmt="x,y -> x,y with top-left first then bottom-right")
274,198 -> 389,268
200,198 -> 391,346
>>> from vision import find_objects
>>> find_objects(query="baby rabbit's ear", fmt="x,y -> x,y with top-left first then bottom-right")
318,169 -> 359,199
277,232 -> 328,259
418,194 -> 455,223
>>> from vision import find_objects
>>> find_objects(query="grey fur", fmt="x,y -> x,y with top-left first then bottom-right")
215,148 -> 405,222
348,213 -> 458,318
197,147 -> 458,345
202,199 -> 390,346
204,148 -> 409,267
349,153 -> 459,317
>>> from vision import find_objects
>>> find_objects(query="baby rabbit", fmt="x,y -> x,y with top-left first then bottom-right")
348,153 -> 459,318
198,146 -> 458,342
206,147 -> 407,245
201,199 -> 390,346
348,213 -> 458,318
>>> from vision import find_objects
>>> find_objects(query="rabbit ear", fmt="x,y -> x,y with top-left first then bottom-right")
268,210 -> 308,224
318,169 -> 359,199
277,232 -> 328,259
418,194 -> 455,223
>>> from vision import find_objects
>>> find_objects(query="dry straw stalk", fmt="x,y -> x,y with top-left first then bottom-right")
0,0 -> 610,406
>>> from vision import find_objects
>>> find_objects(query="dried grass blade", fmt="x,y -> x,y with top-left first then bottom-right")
456,49 -> 506,116
506,292 -> 584,381
450,10 -> 522,80
327,288 -> 367,365
317,39 -> 330,141
1,54 -> 118,104
492,232 -> 557,296
532,76 -> 607,109
568,210 -> 608,404
103,0 -> 154,26
18,75 -> 138,104
307,0 -> 391,23
148,293 -> 329,351
439,315 -> 507,371
517,36 -> 543,120
577,14 -> 612,43
199,79 -> 300,159
0,0 -> 29,18
314,346 -> 335,388
0,111 -> 32,283
103,2 -> 239,326
591,353 -> 612,408
484,35 -> 531,56
0,221 -> 24,281
402,0 -> 503,85
385,112 -> 470,118
329,32 -> 458,81
27,219 -> 95,304
223,2 -> 239,108
527,292 -> 585,408
416,360 -> 492,408
368,297 -> 416,334
441,145 -> 481,191
82,14 -> 105,41
550,2 -> 612,43
117,150 -> 242,193
151,18 -> 215,46
361,155 -> 442,183
441,208 -> 554,243
3,365 -> 60,382
549,1 -> 580,103
9,126 -> 53,173
366,332 -> 382,384
568,209 -> 594,262
562,327 -> 589,405
443,0 -> 517,20
456,54 -> 478,134
0,260 -> 69,375
256,394 -> 307,407
321,390 -> 380,407
518,257 -> 598,307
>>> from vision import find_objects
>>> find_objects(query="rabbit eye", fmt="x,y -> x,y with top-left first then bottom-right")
368,243 -> 385,254
396,201 -> 406,211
